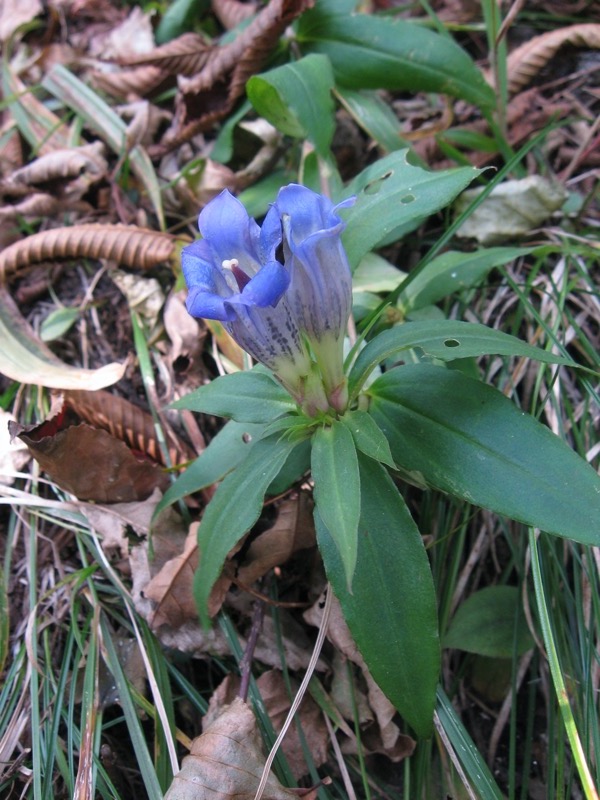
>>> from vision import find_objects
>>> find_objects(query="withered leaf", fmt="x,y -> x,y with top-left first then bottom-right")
143,522 -> 233,627
237,493 -> 316,588
305,593 -> 415,763
505,23 -> 600,96
164,696 -> 318,800
9,398 -> 169,503
63,389 -> 194,467
119,32 -> 211,77
159,0 -> 313,152
211,0 -> 258,31
2,143 -> 107,191
0,224 -> 183,282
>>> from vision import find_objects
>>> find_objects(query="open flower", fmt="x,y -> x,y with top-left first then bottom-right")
182,184 -> 354,415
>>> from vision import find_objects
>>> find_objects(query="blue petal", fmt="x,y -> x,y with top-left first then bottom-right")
186,286 -> 235,321
198,190 -> 262,273
227,261 -> 290,310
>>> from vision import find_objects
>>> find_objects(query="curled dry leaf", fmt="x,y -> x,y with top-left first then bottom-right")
120,32 -> 211,77
1,142 -> 107,191
237,493 -> 316,588
0,0 -> 42,41
0,224 -> 183,282
9,395 -> 170,503
304,593 -> 415,763
164,696 -> 318,800
91,64 -> 167,99
142,522 -> 234,627
0,194 -> 93,221
505,23 -> 600,96
3,67 -> 69,154
211,0 -> 258,30
159,0 -> 313,151
63,389 -> 194,467
96,5 -> 154,61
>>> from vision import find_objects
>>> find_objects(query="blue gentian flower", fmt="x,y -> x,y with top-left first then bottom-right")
182,184 -> 354,416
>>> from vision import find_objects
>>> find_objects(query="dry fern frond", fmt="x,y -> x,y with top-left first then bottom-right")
91,65 -> 167,98
0,224 -> 186,282
506,23 -> 600,95
64,389 -> 194,466
119,32 -> 211,77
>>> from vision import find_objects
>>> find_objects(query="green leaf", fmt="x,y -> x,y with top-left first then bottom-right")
349,319 -> 575,400
172,370 -> 296,422
154,421 -> 266,515
336,88 -> 407,153
339,151 -> 481,269
297,7 -> 495,110
194,434 -> 298,625
40,307 -> 80,342
443,586 -> 534,657
398,246 -> 539,313
369,365 -> 600,546
316,453 -> 439,738
311,421 -> 360,588
340,409 -> 395,468
436,687 -> 505,800
155,0 -> 206,43
247,54 -> 335,157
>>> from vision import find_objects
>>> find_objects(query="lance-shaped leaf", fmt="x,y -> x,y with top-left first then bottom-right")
316,453 -> 439,738
194,433 -> 300,625
297,5 -> 495,110
348,319 -> 575,401
247,54 -> 336,158
339,152 -> 481,268
172,370 -> 297,422
369,365 -> 600,546
311,421 -> 360,589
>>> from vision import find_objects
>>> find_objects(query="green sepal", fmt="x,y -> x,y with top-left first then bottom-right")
194,433 -> 299,626
316,453 -> 440,738
172,369 -> 296,422
369,364 -> 600,546
311,421 -> 360,589
349,319 -> 576,401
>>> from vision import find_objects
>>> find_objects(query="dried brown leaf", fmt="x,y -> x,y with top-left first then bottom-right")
237,494 -> 315,587
0,194 -> 92,221
158,0 -> 312,152
90,64 -> 167,99
211,0 -> 258,31
143,523 -> 233,626
304,593 -> 415,763
120,32 -> 211,77
2,142 -> 107,190
256,670 -> 329,778
164,696 -> 318,800
506,23 -> 600,95
96,6 -> 154,61
0,0 -> 42,41
9,397 -> 169,503
3,68 -> 70,153
0,224 -> 183,282
63,389 -> 194,467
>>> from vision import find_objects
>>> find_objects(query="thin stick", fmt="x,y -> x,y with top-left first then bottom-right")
253,585 -> 333,800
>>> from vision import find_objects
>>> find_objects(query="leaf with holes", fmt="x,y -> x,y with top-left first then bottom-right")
348,319 -> 575,401
339,151 -> 481,269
